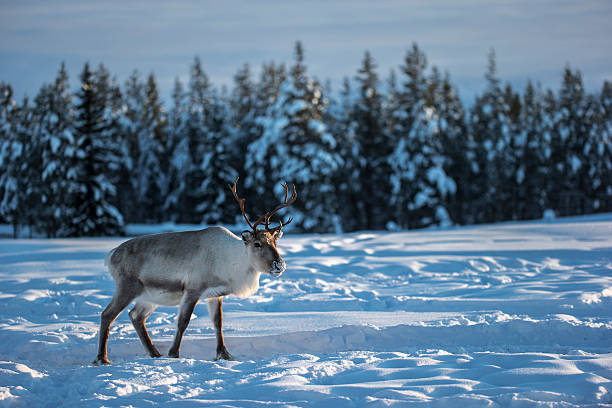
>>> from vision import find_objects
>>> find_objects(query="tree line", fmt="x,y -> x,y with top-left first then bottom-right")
0,42 -> 610,237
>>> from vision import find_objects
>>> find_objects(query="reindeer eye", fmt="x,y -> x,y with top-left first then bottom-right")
254,242 -> 261,248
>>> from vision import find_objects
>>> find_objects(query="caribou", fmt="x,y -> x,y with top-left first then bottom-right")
92,179 -> 297,365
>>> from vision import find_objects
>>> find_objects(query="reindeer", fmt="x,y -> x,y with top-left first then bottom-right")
92,179 -> 297,365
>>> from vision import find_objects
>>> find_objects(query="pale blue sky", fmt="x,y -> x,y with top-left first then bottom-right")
1,0 -> 610,103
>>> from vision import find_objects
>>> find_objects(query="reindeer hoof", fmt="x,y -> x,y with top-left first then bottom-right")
92,357 -> 111,366
150,350 -> 162,358
168,350 -> 180,358
215,348 -> 234,361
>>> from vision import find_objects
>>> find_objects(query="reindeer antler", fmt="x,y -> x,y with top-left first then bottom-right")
265,182 -> 298,233
229,178 -> 297,233
229,177 -> 266,231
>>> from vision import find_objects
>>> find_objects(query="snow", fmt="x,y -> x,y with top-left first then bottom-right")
0,215 -> 611,406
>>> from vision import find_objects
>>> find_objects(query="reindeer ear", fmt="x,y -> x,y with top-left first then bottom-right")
241,230 -> 254,243
273,229 -> 283,240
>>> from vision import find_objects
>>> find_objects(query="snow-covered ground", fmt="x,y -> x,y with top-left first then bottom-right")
0,215 -> 611,407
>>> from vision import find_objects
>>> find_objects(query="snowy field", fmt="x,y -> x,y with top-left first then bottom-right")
0,215 -> 611,407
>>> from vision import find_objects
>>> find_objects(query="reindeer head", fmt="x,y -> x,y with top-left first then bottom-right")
230,178 -> 297,276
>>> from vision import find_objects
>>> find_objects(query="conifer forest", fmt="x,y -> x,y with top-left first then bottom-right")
1,42 -> 610,237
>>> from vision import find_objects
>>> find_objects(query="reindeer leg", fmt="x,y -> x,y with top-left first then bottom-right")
208,297 -> 233,360
93,281 -> 143,365
129,301 -> 160,358
168,292 -> 199,358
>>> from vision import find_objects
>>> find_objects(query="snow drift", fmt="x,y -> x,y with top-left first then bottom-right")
0,215 -> 611,406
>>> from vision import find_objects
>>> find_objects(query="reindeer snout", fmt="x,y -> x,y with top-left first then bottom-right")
271,260 -> 286,275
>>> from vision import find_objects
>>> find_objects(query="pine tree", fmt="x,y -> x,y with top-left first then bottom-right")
119,70 -> 146,221
516,81 -> 548,219
590,81 -> 612,211
134,73 -> 167,222
437,72 -> 470,225
499,82 -> 522,220
0,96 -> 34,237
555,66 -> 591,215
468,49 -> 510,223
197,90 -> 239,224
241,62 -> 288,217
177,57 -> 212,223
542,88 -> 561,214
230,63 -> 257,180
352,51 -> 392,230
389,44 -> 456,228
328,77 -> 360,232
69,62 -> 124,236
165,77 -> 189,221
34,63 -> 78,237
0,83 -> 15,225
246,42 -> 342,232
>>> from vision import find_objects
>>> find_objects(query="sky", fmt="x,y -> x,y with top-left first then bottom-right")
1,0 -> 610,104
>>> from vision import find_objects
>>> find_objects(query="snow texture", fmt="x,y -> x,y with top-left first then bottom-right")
0,214 -> 611,406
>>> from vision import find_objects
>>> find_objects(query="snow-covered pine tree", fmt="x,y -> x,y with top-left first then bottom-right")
69,63 -> 124,236
327,77 -> 361,232
352,51 -> 392,230
230,64 -> 257,179
437,72 -> 470,225
578,82 -> 611,214
0,83 -> 15,225
388,44 -> 456,229
0,96 -> 34,237
176,57 -> 213,224
197,89 -> 239,224
499,83 -> 523,221
164,77 -> 189,221
515,81 -> 549,220
246,42 -> 342,232
119,70 -> 146,222
541,87 -> 562,214
468,49 -> 511,223
590,81 -> 612,212
555,66 -> 591,215
134,73 -> 167,222
239,62 -> 287,217
33,63 -> 78,237
388,43 -> 427,229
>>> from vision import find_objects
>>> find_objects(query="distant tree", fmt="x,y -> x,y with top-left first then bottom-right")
389,44 -> 457,229
34,63 -> 78,237
0,96 -> 34,237
164,77 -> 189,221
388,44 -> 428,229
175,57 -> 212,223
198,90 -> 239,224
134,73 -> 167,222
555,66 -> 592,215
239,61 -> 287,217
541,87 -> 562,213
590,81 -> 612,211
69,63 -> 124,236
230,63 -> 257,180
0,83 -> 15,225
119,70 -> 145,221
437,72 -> 470,225
468,49 -> 511,223
328,77 -> 360,232
246,42 -> 342,232
352,51 -> 392,230
515,81 -> 549,219
498,82 -> 523,220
